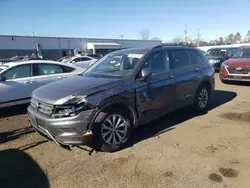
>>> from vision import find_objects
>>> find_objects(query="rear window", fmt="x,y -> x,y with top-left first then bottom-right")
189,50 -> 203,64
61,65 -> 75,73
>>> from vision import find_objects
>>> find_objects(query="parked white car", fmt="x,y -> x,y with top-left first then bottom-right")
63,56 -> 97,68
0,60 -> 86,107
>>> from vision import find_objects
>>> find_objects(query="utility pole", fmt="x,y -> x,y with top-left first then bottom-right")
184,26 -> 187,45
196,29 -> 201,47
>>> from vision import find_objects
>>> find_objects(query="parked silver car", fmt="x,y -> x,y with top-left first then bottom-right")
0,60 -> 85,107
63,56 -> 97,68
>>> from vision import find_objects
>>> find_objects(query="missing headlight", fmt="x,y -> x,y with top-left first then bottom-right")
51,103 -> 90,118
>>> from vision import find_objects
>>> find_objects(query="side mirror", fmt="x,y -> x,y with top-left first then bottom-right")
139,68 -> 152,81
0,75 -> 6,82
71,61 -> 75,63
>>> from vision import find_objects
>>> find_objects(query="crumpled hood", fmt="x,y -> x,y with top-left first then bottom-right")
32,75 -> 124,105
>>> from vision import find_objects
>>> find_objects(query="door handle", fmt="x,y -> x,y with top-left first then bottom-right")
195,68 -> 200,72
168,75 -> 174,80
193,76 -> 199,81
24,80 -> 33,84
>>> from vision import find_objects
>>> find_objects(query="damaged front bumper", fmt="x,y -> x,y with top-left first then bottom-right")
27,105 -> 97,148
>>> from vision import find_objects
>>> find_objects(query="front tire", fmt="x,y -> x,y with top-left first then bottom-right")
92,108 -> 133,152
194,84 -> 210,112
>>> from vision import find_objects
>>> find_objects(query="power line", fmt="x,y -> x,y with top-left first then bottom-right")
184,27 -> 187,45
196,29 -> 201,47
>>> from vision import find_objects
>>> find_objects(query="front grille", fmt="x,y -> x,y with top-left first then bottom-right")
30,98 -> 54,115
227,67 -> 250,74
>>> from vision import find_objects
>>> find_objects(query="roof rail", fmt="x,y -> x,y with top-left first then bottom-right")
153,44 -> 196,49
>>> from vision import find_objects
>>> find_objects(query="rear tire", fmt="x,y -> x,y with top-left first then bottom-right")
193,84 -> 210,112
92,108 -> 133,152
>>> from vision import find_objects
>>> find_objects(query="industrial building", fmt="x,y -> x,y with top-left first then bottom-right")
0,35 -> 162,59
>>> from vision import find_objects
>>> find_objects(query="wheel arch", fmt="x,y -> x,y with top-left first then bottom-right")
89,101 -> 137,131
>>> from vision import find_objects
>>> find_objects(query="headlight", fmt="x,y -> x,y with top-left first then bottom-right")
51,103 -> 90,118
209,59 -> 220,64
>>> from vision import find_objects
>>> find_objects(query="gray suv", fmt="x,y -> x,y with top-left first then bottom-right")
28,45 -> 215,152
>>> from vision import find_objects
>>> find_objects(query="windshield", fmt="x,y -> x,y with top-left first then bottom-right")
83,51 -> 146,78
233,48 -> 250,58
205,49 -> 227,56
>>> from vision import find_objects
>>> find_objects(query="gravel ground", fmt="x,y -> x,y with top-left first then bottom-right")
1,74 -> 250,188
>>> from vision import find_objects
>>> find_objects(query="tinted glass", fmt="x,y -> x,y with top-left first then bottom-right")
37,64 -> 63,75
169,50 -> 191,70
143,50 -> 169,74
81,57 -> 92,61
61,65 -> 75,73
227,49 -> 234,56
233,48 -> 250,58
189,50 -> 203,64
74,58 -> 82,62
3,64 -> 32,79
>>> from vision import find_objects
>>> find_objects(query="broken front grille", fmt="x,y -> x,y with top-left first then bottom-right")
227,67 -> 250,74
30,98 -> 54,115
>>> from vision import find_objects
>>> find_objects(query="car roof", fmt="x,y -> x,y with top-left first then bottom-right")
110,47 -> 152,54
110,46 -> 201,55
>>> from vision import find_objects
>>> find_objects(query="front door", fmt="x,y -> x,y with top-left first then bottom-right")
136,49 -> 175,125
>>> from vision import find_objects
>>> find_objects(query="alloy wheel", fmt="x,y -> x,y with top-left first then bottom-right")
198,89 -> 208,109
101,114 -> 128,145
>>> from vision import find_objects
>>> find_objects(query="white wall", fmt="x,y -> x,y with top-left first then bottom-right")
0,35 -> 161,51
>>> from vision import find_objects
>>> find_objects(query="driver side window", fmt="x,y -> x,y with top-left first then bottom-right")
143,50 -> 170,74
2,64 -> 32,80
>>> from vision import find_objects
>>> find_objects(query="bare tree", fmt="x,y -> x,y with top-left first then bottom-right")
247,30 -> 250,42
171,36 -> 183,44
234,32 -> 241,43
218,37 -> 224,45
139,29 -> 150,40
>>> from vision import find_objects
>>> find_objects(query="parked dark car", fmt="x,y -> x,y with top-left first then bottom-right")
28,45 -> 215,152
219,46 -> 250,83
205,47 -> 239,72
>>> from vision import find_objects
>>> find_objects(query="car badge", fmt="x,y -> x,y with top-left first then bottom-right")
235,67 -> 242,71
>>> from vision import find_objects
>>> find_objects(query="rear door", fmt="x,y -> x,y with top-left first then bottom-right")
136,49 -> 175,124
32,63 -> 77,88
0,64 -> 36,106
169,49 -> 201,109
